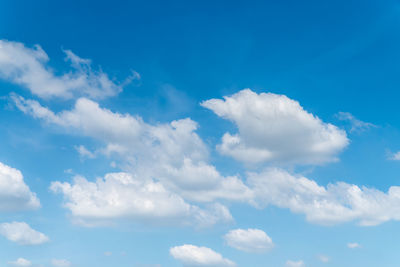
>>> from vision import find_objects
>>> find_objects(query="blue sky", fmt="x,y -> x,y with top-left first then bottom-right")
1,0 -> 400,266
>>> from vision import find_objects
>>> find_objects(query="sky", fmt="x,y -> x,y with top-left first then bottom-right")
1,0 -> 400,266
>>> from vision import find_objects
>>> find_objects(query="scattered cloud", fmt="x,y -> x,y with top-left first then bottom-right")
336,112 -> 376,133
286,260 -> 305,267
51,259 -> 71,267
0,222 -> 49,245
224,228 -> 274,253
170,244 -> 236,266
0,40 -> 133,100
8,258 -> 32,267
201,89 -> 348,165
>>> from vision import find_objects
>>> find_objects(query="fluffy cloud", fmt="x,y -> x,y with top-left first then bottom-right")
170,244 -> 235,266
224,228 -> 274,253
286,260 -> 305,267
249,168 -> 400,226
7,258 -> 32,267
201,89 -> 348,165
51,259 -> 71,267
0,162 -> 40,211
0,40 -> 134,99
13,95 -> 252,204
50,172 -> 232,227
0,222 -> 49,245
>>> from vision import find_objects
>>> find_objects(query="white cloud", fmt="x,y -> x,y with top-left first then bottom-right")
0,162 -> 40,211
8,258 -> 32,267
347,242 -> 361,249
0,222 -> 49,245
201,89 -> 348,165
75,145 -> 96,159
249,168 -> 400,226
224,228 -> 273,253
389,151 -> 400,161
286,260 -> 305,267
51,259 -> 71,267
50,172 -> 232,227
0,40 -> 133,99
13,95 -> 252,205
170,244 -> 236,266
318,255 -> 329,263
336,112 -> 375,133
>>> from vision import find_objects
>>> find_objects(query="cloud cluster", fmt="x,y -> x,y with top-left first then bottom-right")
224,228 -> 274,253
0,40 -> 130,99
0,161 -> 40,211
170,244 -> 235,266
202,89 -> 348,165
0,221 -> 49,245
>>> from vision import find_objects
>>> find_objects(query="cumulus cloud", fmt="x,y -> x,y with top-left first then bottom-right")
224,228 -> 273,253
336,112 -> 376,133
8,258 -> 32,267
347,242 -> 361,249
249,168 -> 400,226
13,95 -> 252,204
0,40 -> 134,99
0,162 -> 40,211
286,260 -> 305,267
170,244 -> 236,266
0,222 -> 49,245
201,89 -> 348,165
50,172 -> 232,227
51,259 -> 71,267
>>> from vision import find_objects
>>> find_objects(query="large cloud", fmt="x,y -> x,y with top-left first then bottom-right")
224,228 -> 274,253
170,244 -> 236,266
0,222 -> 49,245
249,168 -> 400,226
201,89 -> 348,165
0,162 -> 40,211
50,172 -> 232,227
0,40 -> 133,99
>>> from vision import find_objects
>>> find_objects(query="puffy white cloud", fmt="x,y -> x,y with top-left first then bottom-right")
249,168 -> 400,226
201,89 -> 348,165
0,162 -> 40,211
285,260 -> 305,267
347,242 -> 361,249
7,258 -> 32,267
170,244 -> 236,266
224,228 -> 273,253
51,259 -> 71,267
0,40 -> 134,99
13,96 -> 252,205
0,222 -> 49,245
50,172 -> 232,227
336,112 -> 376,133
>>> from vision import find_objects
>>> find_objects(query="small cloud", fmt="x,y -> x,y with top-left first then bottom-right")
8,258 -> 32,267
286,260 -> 305,267
104,251 -> 112,256
75,145 -> 96,159
318,255 -> 329,263
347,242 -> 361,249
0,222 -> 49,245
336,112 -> 376,133
51,259 -> 71,267
388,151 -> 400,161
